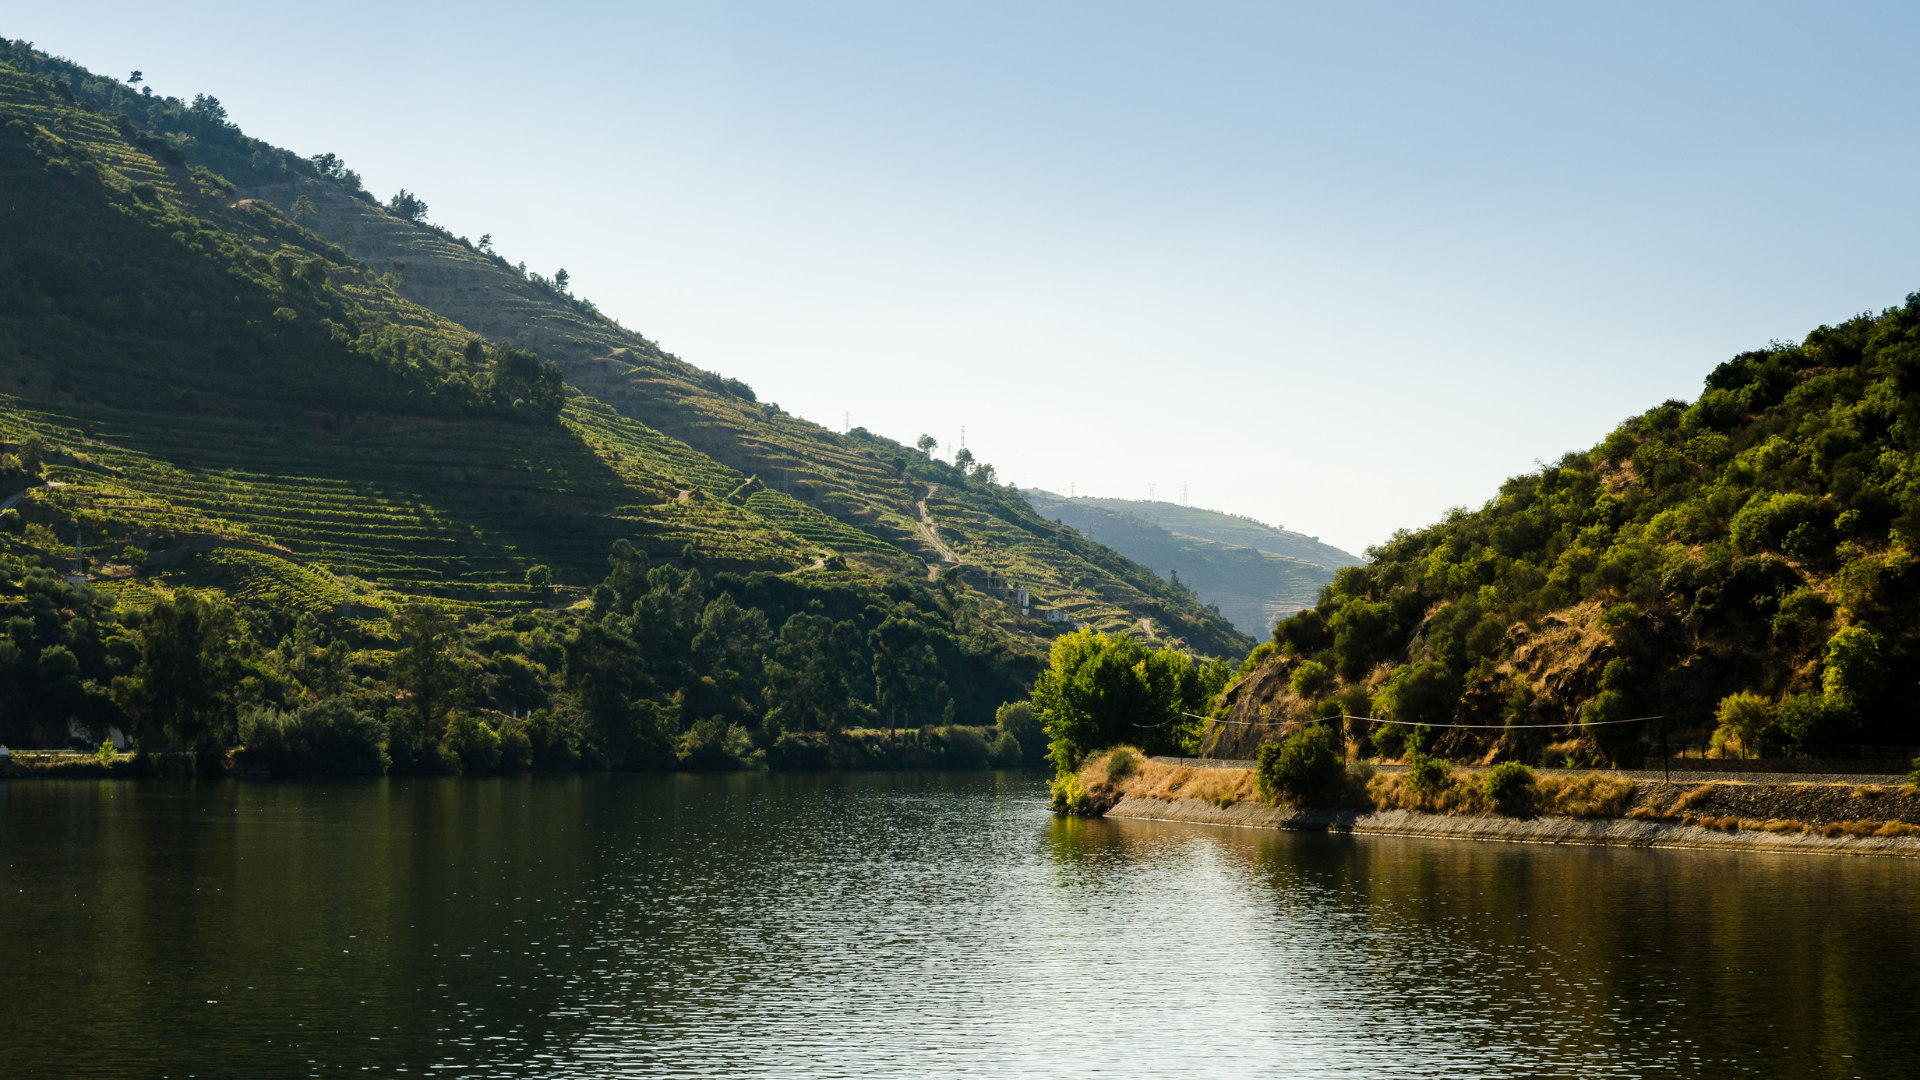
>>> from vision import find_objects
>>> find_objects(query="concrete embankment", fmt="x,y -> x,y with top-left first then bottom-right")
1104,794 -> 1920,857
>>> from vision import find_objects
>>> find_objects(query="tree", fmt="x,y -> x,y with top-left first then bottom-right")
871,614 -> 942,737
128,71 -> 142,86
917,435 -> 938,457
765,613 -> 860,734
554,268 -> 570,293
289,194 -> 316,226
1032,629 -> 1206,771
390,604 -> 459,740
478,233 -> 493,253
972,463 -> 997,485
525,564 -> 553,590
115,591 -> 240,750
1712,691 -> 1776,759
387,189 -> 428,223
954,447 -> 975,473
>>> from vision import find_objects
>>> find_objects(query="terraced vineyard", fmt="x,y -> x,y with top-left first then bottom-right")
0,41 -> 1252,662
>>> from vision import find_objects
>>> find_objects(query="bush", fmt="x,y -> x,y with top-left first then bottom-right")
1711,691 -> 1777,759
1405,749 -> 1451,792
1,509 -> 21,534
995,700 -> 1046,765
498,720 -> 533,774
524,707 -> 581,771
1822,626 -> 1885,700
941,725 -> 988,769
1105,745 -> 1140,782
1254,725 -> 1344,805
239,699 -> 387,776
1049,771 -> 1092,814
1289,659 -> 1333,699
1483,760 -> 1535,806
444,713 -> 502,776
1777,690 -> 1859,750
986,729 -> 1023,768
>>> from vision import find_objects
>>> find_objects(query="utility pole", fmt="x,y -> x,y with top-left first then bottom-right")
1182,481 -> 1188,505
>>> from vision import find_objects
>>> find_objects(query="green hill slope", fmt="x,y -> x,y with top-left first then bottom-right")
1214,300 -> 1920,764
0,36 -> 1241,659
0,40 -> 1249,756
1021,490 -> 1360,636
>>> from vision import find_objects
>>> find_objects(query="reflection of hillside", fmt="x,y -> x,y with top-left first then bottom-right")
1021,491 -> 1352,637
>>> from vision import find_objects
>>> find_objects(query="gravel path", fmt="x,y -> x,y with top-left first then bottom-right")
1150,756 -> 1909,786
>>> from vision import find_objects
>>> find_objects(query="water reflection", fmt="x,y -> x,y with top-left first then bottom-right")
1,773 -> 1916,1077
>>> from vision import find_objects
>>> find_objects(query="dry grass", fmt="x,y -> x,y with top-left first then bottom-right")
1536,773 -> 1634,817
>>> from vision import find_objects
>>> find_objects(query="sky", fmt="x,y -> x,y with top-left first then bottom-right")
12,2 -> 1920,555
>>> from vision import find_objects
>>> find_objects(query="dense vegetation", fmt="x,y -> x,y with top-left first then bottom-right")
1238,298 -> 1920,765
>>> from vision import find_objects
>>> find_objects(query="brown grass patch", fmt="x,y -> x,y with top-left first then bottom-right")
1535,773 -> 1634,817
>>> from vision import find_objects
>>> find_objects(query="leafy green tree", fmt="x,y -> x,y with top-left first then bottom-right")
765,613 -> 858,733
1712,691 -> 1776,759
1821,626 -> 1885,701
525,564 -> 553,590
387,189 -> 428,223
554,268 -> 569,293
390,604 -> 459,741
916,435 -> 937,457
871,613 -> 942,736
289,194 -> 316,226
1033,629 -> 1207,771
115,591 -> 240,749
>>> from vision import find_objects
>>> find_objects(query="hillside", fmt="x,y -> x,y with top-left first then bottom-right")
1213,300 -> 1920,765
1022,490 -> 1362,636
0,38 -> 1246,661
0,41 -> 1249,757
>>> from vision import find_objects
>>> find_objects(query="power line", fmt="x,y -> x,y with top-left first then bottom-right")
1175,711 -> 1658,729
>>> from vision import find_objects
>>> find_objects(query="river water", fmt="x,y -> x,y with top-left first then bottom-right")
3,771 -> 1918,1078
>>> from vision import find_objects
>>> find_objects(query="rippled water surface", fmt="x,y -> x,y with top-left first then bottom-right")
4,772 -> 1920,1077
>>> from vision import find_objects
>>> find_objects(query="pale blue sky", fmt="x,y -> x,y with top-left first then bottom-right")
12,3 -> 1920,553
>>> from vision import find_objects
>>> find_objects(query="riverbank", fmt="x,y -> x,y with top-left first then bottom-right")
1079,752 -> 1920,857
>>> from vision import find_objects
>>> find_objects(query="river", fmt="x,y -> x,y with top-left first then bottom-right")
2,771 -> 1918,1077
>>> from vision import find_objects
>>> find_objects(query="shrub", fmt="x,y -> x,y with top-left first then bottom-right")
1711,691 -> 1776,759
1596,603 -> 1639,630
942,725 -> 988,769
1105,745 -> 1140,782
239,699 -> 387,776
1255,725 -> 1344,805
524,707 -> 581,771
1821,626 -> 1885,700
1,509 -> 21,534
1777,691 -> 1859,750
986,729 -> 1023,768
444,713 -> 502,776
1289,659 -> 1333,699
1730,492 -> 1828,553
1483,760 -> 1535,807
1909,755 -> 1920,790
1405,749 -> 1451,792
995,700 -> 1046,765
498,720 -> 533,775
1049,771 -> 1092,814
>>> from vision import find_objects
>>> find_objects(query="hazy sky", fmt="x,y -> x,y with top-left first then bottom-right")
13,3 -> 1920,554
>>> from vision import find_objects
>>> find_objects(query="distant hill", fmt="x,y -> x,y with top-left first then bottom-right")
1021,491 -> 1363,636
